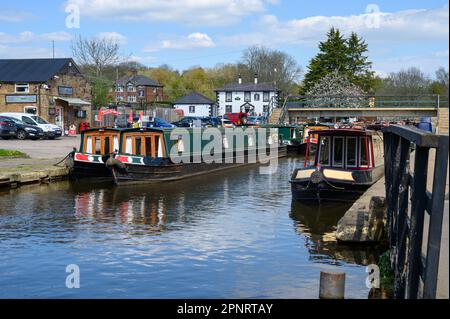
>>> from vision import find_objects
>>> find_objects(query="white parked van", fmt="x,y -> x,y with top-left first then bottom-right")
0,113 -> 62,139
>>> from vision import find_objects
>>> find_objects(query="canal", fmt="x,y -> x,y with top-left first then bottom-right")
0,157 -> 380,298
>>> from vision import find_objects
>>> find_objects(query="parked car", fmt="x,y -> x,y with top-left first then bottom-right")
223,112 -> 248,125
172,116 -> 203,128
221,119 -> 235,128
247,116 -> 266,125
0,116 -> 18,139
146,117 -> 175,128
0,113 -> 62,139
2,116 -> 44,140
205,117 -> 222,127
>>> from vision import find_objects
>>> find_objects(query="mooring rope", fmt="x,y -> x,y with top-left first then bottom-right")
53,152 -> 72,167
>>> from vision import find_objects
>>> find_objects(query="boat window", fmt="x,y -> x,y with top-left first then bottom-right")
346,137 -> 357,167
145,137 -> 153,157
85,136 -> 92,153
360,137 -> 370,167
135,137 -> 142,155
95,138 -> 101,155
155,136 -> 160,157
125,137 -> 132,154
333,137 -> 344,167
104,136 -> 110,155
318,136 -> 330,166
113,136 -> 119,152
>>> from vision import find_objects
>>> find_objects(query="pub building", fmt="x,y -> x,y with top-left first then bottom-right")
0,58 -> 92,132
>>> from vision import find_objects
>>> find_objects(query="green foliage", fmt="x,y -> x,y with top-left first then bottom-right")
0,149 -> 27,157
91,78 -> 113,109
378,250 -> 394,285
302,28 -> 375,94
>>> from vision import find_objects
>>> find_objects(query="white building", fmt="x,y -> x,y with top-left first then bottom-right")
172,91 -> 217,117
215,75 -> 279,116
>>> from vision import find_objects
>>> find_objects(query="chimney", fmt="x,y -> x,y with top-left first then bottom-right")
254,73 -> 258,85
238,74 -> 242,84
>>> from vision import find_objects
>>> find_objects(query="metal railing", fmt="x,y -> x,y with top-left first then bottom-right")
383,125 -> 449,299
285,95 -> 448,109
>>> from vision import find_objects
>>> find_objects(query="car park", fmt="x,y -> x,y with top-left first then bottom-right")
1,116 -> 44,140
0,116 -> 18,139
146,117 -> 176,128
247,116 -> 267,125
223,112 -> 248,125
0,113 -> 62,139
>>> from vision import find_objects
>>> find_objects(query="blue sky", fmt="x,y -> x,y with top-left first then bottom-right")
1,0 -> 448,78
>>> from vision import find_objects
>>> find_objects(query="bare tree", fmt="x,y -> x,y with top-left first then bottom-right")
72,35 -> 120,78
240,46 -> 302,96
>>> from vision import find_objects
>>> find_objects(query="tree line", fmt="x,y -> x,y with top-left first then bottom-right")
71,29 -> 449,109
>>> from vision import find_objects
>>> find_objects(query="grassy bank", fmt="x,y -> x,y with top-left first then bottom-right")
0,149 -> 28,157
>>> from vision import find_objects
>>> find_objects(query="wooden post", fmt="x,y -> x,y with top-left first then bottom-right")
319,271 -> 346,299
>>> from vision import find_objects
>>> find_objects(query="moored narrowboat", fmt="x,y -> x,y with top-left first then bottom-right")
106,127 -> 287,186
67,128 -> 121,181
262,124 -> 304,153
298,123 -> 332,154
290,128 -> 384,202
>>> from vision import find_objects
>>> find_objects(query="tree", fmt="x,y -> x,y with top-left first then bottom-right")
72,35 -> 120,78
239,46 -> 302,96
376,67 -> 431,96
305,70 -> 365,107
302,28 -> 375,94
91,78 -> 113,109
432,67 -> 449,95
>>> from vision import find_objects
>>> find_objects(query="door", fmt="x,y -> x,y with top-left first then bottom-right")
55,106 -> 64,129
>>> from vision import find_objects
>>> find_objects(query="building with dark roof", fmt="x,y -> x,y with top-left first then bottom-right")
215,74 -> 280,116
114,70 -> 164,105
172,91 -> 217,117
0,58 -> 92,131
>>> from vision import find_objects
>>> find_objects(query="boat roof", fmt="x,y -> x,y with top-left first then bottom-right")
82,127 -> 122,134
309,128 -> 376,136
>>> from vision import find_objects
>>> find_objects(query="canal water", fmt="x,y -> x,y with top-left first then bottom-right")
0,157 -> 380,298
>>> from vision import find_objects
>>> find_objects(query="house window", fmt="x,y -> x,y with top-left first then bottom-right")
116,85 -> 124,92
225,92 -> 232,102
116,96 -> 124,101
254,93 -> 260,101
138,90 -> 145,97
263,92 -> 270,102
189,105 -> 195,114
15,83 -> 29,93
225,105 -> 232,113
128,96 -> 137,102
244,92 -> 251,102
153,88 -> 157,94
127,84 -> 136,92
263,105 -> 269,113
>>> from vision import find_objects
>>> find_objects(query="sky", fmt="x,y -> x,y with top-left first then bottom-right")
0,0 -> 448,78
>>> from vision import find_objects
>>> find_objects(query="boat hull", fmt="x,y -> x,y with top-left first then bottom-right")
69,154 -> 114,182
111,146 -> 287,186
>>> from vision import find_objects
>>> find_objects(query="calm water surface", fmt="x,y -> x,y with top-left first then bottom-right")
0,157 -> 379,298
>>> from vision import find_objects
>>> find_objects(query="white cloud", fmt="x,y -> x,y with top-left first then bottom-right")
96,32 -> 128,45
144,33 -> 216,52
0,11 -> 33,22
65,0 -> 276,26
0,31 -> 72,44
220,4 -> 449,46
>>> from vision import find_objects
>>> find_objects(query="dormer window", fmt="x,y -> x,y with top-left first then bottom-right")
116,85 -> 124,92
15,83 -> 29,93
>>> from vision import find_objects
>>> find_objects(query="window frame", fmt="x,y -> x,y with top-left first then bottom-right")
345,136 -> 358,168
263,92 -> 270,102
332,136 -> 345,168
15,83 -> 30,93
359,136 -> 372,168
317,135 -> 331,167
225,92 -> 232,102
244,91 -> 251,102
189,105 -> 196,114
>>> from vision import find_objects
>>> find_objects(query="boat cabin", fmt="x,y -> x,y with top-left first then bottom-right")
304,128 -> 383,170
120,128 -> 166,158
79,128 -> 121,155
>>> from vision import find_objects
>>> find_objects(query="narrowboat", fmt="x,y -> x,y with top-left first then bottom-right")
106,127 -> 287,186
298,123 -> 332,154
290,128 -> 384,202
67,128 -> 121,181
262,124 -> 304,153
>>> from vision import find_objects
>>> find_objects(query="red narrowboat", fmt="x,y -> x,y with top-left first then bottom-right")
290,128 -> 384,202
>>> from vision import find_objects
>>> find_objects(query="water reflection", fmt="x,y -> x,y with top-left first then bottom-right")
0,158 -> 374,298
290,200 -> 380,266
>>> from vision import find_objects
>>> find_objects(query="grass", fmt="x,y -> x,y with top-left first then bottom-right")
0,149 -> 28,157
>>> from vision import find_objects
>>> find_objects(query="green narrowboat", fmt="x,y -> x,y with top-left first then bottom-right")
106,127 -> 287,185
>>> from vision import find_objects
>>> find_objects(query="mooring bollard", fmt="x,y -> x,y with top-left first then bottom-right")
319,271 -> 346,299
